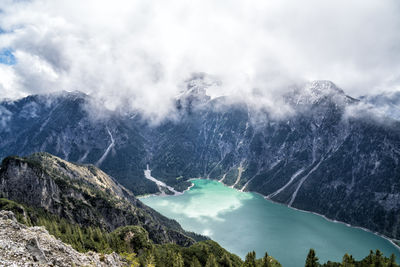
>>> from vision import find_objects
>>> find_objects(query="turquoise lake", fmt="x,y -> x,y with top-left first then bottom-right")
141,179 -> 400,266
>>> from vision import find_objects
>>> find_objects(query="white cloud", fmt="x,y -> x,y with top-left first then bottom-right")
345,91 -> 400,122
0,0 -> 399,120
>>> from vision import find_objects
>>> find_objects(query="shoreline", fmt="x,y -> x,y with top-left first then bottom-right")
139,170 -> 400,254
262,194 -> 400,253
219,178 -> 400,253
142,176 -> 400,253
138,180 -> 195,199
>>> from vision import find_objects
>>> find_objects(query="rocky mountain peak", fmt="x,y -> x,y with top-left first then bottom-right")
306,80 -> 344,95
288,80 -> 356,108
175,73 -> 217,112
32,153 -> 130,200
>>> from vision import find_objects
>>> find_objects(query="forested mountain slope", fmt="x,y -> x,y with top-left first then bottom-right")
0,152 -> 199,246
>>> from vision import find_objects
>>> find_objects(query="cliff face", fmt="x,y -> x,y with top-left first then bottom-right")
0,153 -> 197,246
0,81 -> 400,240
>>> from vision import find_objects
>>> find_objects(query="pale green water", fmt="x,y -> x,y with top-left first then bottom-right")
141,179 -> 400,267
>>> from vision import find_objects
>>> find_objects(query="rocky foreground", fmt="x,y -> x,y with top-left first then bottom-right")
0,210 -> 126,267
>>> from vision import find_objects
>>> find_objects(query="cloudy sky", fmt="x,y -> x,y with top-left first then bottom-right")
0,0 -> 399,119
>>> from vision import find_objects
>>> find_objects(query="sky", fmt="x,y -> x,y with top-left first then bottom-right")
0,0 -> 399,120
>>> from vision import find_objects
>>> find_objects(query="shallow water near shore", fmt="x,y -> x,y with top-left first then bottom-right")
141,179 -> 400,267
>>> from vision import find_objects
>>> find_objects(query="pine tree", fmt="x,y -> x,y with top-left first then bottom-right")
219,253 -> 233,267
375,249 -> 383,267
243,251 -> 256,267
190,256 -> 202,267
305,249 -> 319,267
59,219 -> 67,234
261,252 -> 269,267
366,250 -> 374,264
172,252 -> 184,267
388,253 -> 398,267
205,254 -> 219,267
121,252 -> 139,267
201,244 -> 210,260
341,253 -> 355,267
165,249 -> 175,267
146,253 -> 156,267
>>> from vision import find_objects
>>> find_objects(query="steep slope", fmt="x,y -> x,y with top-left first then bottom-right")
0,80 -> 399,240
151,81 -> 400,240
0,152 -> 198,246
0,91 -> 156,195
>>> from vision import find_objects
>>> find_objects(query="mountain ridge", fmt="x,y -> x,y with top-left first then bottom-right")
0,152 -> 202,246
1,80 -> 399,241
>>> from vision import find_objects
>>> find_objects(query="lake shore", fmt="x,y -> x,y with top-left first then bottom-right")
142,177 -> 400,266
140,174 -> 400,253
176,177 -> 400,253
262,195 -> 400,253
222,178 -> 400,253
137,178 -> 195,199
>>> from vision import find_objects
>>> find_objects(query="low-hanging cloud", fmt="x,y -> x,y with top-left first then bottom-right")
0,0 -> 400,121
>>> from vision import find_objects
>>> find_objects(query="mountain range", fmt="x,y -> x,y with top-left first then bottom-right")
0,79 -> 399,242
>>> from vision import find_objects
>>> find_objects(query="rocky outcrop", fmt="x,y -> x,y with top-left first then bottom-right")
0,153 -> 199,246
0,210 -> 125,266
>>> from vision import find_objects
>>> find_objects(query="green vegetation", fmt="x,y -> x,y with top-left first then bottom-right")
306,249 -> 319,267
0,154 -> 205,245
0,198 -> 272,266
0,198 -> 138,253
1,198 -> 399,266
0,198 -> 32,225
307,248 -> 399,267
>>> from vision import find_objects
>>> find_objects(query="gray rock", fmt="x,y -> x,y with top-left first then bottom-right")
0,213 -> 126,266
0,210 -> 16,221
26,237 -> 48,264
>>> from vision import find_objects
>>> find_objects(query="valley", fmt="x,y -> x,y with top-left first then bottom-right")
0,80 -> 400,266
1,1 -> 400,265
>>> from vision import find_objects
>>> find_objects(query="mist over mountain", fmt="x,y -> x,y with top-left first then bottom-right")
358,92 -> 400,121
1,80 -> 399,243
1,0 -> 400,124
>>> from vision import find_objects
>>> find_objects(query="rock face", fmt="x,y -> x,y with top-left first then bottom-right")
0,153 -> 197,246
0,210 -> 125,267
0,80 -> 400,240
